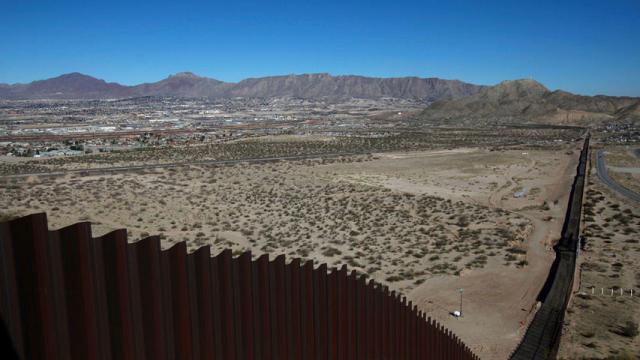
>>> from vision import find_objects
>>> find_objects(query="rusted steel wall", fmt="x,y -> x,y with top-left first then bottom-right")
0,214 -> 479,360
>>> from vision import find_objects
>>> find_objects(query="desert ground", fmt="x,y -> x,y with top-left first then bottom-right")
405,146 -> 580,359
1,144 -> 580,359
558,148 -> 640,359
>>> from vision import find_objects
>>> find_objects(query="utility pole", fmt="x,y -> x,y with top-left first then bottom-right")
458,288 -> 464,317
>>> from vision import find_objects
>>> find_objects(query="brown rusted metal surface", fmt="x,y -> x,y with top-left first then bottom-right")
10,214 -> 59,359
314,263 -> 328,360
270,254 -> 286,360
57,222 -> 102,359
131,236 -> 167,360
237,251 -> 255,360
327,269 -> 338,360
163,241 -> 192,360
253,254 -> 271,360
91,230 -> 114,360
0,221 -> 23,358
46,227 -> 71,359
365,280 -> 374,360
382,286 -> 390,359
287,258 -> 301,360
346,271 -> 357,360
217,249 -> 236,360
193,246 -> 215,360
0,214 -> 481,359
300,261 -> 315,360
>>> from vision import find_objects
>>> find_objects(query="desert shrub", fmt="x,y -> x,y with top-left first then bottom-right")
386,275 -> 403,282
606,350 -> 638,360
506,247 -> 527,254
504,254 -> 516,262
321,247 -> 341,257
580,331 -> 595,338
612,320 -> 639,338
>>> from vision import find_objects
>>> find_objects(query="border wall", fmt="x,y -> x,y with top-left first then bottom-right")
0,213 -> 479,359
510,135 -> 589,359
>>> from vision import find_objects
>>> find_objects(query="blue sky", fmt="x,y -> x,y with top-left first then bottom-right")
1,0 -> 639,96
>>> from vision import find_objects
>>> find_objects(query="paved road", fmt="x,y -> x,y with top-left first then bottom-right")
0,151 -> 371,179
595,150 -> 640,202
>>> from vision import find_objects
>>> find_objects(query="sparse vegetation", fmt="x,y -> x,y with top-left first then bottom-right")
0,147 -> 540,294
559,164 -> 640,358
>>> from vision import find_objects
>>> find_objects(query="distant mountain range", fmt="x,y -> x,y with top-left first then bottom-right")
3,72 -> 637,125
0,72 -> 482,102
419,79 -> 640,125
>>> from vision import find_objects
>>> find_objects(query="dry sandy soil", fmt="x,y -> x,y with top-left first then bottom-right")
1,145 -> 579,359
404,147 -> 580,359
558,150 -> 640,359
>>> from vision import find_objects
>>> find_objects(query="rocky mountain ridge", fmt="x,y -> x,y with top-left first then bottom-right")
0,72 -> 482,102
419,79 -> 640,125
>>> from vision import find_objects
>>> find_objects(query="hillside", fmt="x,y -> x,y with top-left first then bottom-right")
0,73 -> 134,100
0,72 -> 483,102
222,73 -> 480,101
131,72 -> 226,98
419,79 -> 640,126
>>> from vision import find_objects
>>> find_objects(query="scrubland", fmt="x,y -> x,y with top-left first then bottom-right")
559,155 -> 640,359
1,141 -> 579,359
